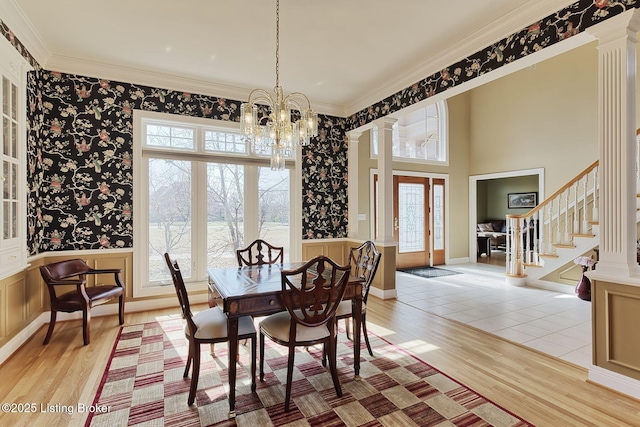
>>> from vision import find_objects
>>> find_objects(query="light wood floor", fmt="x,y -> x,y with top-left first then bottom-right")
0,299 -> 639,427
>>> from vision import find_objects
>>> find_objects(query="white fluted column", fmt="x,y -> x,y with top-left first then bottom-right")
347,130 -> 362,239
588,9 -> 640,278
373,118 -> 397,245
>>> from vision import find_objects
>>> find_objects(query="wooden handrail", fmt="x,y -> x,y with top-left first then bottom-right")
507,160 -> 598,219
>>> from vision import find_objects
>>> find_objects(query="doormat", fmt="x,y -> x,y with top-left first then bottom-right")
399,266 -> 461,279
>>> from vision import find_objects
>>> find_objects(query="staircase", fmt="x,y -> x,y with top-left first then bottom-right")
505,161 -> 600,289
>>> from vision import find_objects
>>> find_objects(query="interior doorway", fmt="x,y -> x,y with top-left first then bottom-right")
469,168 -> 544,264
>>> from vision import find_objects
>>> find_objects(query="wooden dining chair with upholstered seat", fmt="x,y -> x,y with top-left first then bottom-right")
236,239 -> 284,267
335,241 -> 381,357
164,253 -> 257,406
259,255 -> 350,412
39,258 -> 125,346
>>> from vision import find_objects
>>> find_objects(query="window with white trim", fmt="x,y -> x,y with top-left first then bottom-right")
134,111 -> 292,296
371,100 -> 448,163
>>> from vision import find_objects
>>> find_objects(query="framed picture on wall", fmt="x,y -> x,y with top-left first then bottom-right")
507,192 -> 537,209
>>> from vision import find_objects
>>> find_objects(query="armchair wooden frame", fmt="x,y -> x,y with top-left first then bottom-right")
259,255 -> 350,412
236,239 -> 284,267
337,241 -> 381,356
39,259 -> 125,346
164,253 -> 257,406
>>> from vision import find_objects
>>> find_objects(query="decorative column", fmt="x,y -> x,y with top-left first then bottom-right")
372,118 -> 397,246
347,130 -> 362,239
587,9 -> 640,278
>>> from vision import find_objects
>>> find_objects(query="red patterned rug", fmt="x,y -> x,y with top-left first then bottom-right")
85,315 -> 533,426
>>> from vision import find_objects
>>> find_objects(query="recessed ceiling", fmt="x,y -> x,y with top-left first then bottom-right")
6,0 -> 575,115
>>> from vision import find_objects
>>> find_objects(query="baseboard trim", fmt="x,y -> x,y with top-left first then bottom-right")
588,365 -> 640,400
526,278 -> 575,294
369,286 -> 397,300
0,293 -> 208,366
0,312 -> 49,367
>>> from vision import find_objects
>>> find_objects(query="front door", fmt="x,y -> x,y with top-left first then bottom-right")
393,176 -> 429,268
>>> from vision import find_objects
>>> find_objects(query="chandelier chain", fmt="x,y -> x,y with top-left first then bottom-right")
275,0 -> 280,89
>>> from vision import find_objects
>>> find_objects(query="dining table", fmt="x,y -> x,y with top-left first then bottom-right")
207,261 -> 364,418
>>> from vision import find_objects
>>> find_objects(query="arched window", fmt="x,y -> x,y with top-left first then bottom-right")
371,100 -> 448,164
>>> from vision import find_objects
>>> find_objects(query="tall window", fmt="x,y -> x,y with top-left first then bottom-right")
134,112 -> 291,296
371,100 -> 448,163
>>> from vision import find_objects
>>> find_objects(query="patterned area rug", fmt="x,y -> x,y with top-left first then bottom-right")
399,266 -> 462,279
85,315 -> 532,427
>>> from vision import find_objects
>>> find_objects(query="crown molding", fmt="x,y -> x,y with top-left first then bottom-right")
0,0 -> 50,66
344,0 -> 577,116
45,54 -> 345,117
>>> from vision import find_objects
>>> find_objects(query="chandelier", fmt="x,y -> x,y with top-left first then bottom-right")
240,0 -> 318,170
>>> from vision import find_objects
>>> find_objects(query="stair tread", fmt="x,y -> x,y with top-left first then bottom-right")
538,253 -> 559,258
571,233 -> 595,238
554,244 -> 576,249
524,263 -> 543,268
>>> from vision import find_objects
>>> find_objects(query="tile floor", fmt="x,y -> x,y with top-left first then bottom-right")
394,262 -> 593,368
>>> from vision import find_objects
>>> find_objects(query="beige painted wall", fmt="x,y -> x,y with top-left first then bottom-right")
354,93 -> 472,260
469,41 -> 599,193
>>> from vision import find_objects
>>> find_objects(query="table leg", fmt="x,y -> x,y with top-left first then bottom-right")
227,315 -> 239,419
353,291 -> 362,381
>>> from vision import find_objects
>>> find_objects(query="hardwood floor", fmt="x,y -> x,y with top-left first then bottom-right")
0,300 -> 638,426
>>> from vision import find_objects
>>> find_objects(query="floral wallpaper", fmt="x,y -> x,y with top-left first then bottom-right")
346,0 -> 639,128
23,71 -> 349,253
1,0 -> 639,254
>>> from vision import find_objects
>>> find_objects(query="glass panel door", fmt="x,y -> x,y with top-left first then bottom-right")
397,182 -> 425,253
206,163 -> 245,269
258,167 -> 289,261
147,159 -> 193,281
1,75 -> 19,245
394,176 -> 429,268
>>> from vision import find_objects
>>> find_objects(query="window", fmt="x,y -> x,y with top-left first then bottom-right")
134,111 -> 293,297
371,100 -> 448,163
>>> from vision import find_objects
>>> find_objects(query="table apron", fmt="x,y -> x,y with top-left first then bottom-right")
216,285 -> 360,318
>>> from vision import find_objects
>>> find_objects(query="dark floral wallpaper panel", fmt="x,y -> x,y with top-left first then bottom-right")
25,71 -> 349,254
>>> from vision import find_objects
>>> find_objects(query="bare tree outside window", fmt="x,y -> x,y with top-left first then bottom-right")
148,159 -> 192,281
207,163 -> 245,267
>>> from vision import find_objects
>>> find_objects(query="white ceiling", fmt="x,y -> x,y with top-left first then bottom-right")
4,0 -> 575,116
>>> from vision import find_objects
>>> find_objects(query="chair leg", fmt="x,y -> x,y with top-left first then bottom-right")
209,343 -> 215,356
82,308 -> 90,345
188,342 -> 200,406
118,294 -> 125,325
327,335 -> 342,397
184,341 -> 193,378
250,335 -> 257,393
321,343 -> 327,367
284,344 -> 296,412
43,311 -> 57,345
259,331 -> 265,381
362,313 -> 373,357
345,317 -> 352,340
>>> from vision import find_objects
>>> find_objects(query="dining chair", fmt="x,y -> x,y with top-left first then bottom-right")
236,239 -> 284,267
39,258 -> 125,345
164,253 -> 257,406
259,255 -> 350,412
335,241 -> 381,357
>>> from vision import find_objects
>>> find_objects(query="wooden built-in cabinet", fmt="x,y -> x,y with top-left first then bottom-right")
0,33 -> 30,280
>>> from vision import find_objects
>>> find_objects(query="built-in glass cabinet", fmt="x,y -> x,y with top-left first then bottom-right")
0,36 -> 30,279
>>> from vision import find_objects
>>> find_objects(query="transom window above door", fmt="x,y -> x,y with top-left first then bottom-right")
371,100 -> 448,164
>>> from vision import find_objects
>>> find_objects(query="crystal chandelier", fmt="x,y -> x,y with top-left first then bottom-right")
240,0 -> 318,170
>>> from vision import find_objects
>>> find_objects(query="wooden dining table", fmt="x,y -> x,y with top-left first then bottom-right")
207,262 -> 363,418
